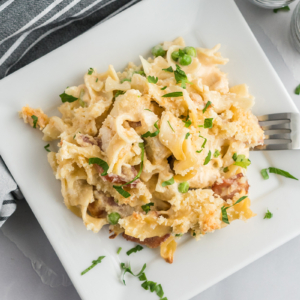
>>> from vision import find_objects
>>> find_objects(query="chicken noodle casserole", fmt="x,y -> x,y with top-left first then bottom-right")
20,37 -> 264,263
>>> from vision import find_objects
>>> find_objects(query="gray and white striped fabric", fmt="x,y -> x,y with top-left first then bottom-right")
0,0 -> 141,226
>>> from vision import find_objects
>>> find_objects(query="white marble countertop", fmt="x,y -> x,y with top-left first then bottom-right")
1,1 -> 300,299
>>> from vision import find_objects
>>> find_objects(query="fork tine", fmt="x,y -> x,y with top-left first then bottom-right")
260,122 -> 291,131
257,113 -> 292,122
253,143 -> 293,151
264,133 -> 291,140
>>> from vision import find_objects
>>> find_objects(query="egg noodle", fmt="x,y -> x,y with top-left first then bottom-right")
20,37 -> 264,263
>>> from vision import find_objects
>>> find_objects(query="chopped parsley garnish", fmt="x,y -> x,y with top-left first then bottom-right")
141,202 -> 154,214
134,70 -> 146,77
113,186 -> 131,198
161,86 -> 167,90
202,101 -> 212,113
139,273 -> 147,281
31,115 -> 38,128
95,78 -> 99,82
59,92 -> 78,103
233,154 -> 251,169
120,262 -> 146,285
261,168 -> 269,180
213,150 -> 220,158
295,84 -> 300,95
232,153 -> 238,161
120,78 -> 131,83
162,177 -> 175,187
273,6 -> 290,13
147,76 -> 158,84
183,119 -> 192,128
196,149 -> 203,153
88,157 -> 109,176
204,118 -> 213,129
264,210 -> 273,219
221,196 -> 248,224
79,89 -> 86,107
261,167 -> 298,180
117,247 -> 122,254
44,144 -> 50,152
87,68 -> 94,75
114,90 -> 125,99
81,256 -> 105,275
141,120 -> 159,138
178,182 -> 189,193
126,245 -> 143,256
108,212 -> 120,225
199,135 -> 207,148
141,281 -> 165,298
223,166 -> 229,173
162,92 -> 183,98
113,143 -> 145,197
185,132 -> 190,139
203,150 -> 211,165
167,120 -> 175,132
174,64 -> 192,89
144,109 -> 153,112
175,233 -> 183,237
162,66 -> 173,72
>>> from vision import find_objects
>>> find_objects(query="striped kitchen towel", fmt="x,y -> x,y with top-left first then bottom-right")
0,0 -> 141,226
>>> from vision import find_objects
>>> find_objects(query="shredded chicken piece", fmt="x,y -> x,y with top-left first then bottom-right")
212,173 -> 249,201
123,233 -> 170,248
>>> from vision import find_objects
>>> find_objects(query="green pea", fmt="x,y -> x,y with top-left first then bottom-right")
108,212 -> 120,225
171,51 -> 180,61
184,46 -> 197,57
178,54 -> 192,66
152,45 -> 166,57
178,182 -> 189,193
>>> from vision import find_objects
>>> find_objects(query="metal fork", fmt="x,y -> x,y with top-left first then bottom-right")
253,113 -> 300,150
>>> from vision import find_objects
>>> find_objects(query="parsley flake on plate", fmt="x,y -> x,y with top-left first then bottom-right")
120,262 -> 146,285
264,210 -> 273,219
44,144 -> 50,152
127,245 -> 143,256
273,6 -> 290,13
261,167 -> 298,180
81,256 -> 105,275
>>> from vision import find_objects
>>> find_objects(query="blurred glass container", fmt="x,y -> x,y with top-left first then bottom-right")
247,0 -> 296,9
290,1 -> 300,53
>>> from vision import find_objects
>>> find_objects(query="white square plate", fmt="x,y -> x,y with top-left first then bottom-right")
0,0 -> 299,299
